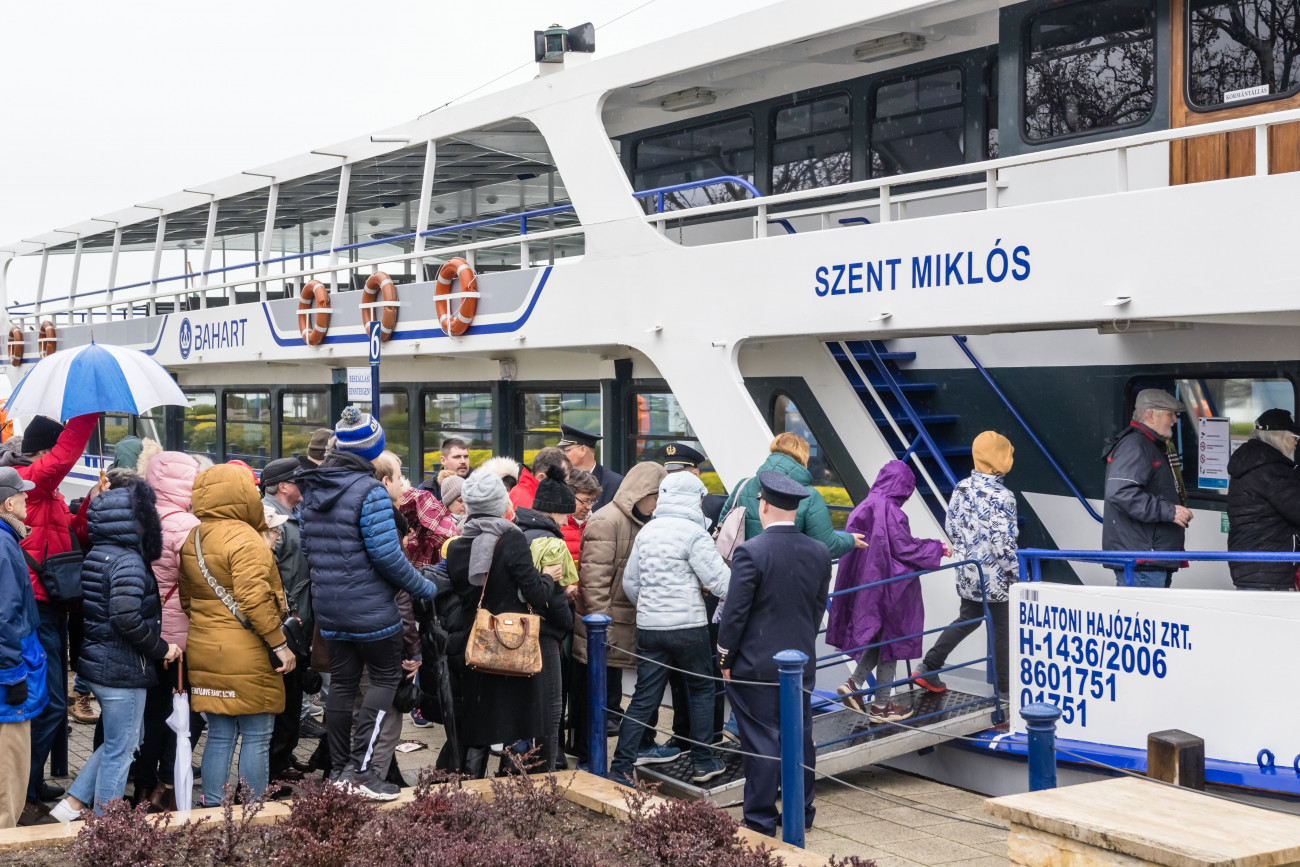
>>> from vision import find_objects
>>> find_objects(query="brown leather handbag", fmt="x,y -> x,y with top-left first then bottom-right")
464,569 -> 542,677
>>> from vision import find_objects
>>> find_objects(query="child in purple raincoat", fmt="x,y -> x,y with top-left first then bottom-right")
825,461 -> 949,723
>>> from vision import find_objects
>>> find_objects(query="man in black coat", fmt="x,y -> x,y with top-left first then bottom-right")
558,425 -> 623,510
1227,408 -> 1300,590
1102,388 -> 1193,587
717,472 -> 832,838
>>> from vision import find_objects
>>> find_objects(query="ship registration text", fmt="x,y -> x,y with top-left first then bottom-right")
1017,600 -> 1191,727
813,241 -> 1030,296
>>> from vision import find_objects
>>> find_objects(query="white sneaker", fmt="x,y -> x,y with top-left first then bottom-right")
49,799 -> 81,823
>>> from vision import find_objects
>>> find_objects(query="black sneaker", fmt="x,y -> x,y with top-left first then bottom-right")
912,665 -> 947,694
299,715 -> 328,739
353,770 -> 401,801
692,758 -> 726,783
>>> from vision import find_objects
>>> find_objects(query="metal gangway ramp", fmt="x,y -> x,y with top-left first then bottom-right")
636,686 -> 1000,803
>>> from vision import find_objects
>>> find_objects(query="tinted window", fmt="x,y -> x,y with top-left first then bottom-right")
1188,1 -> 1300,108
516,391 -> 600,466
629,392 -> 721,494
771,95 -> 853,193
772,394 -> 850,529
985,58 -> 1000,159
1023,0 -> 1156,141
380,391 -> 410,476
184,392 -> 217,461
225,392 -> 271,469
422,392 -> 494,480
281,391 -> 329,463
870,68 -> 965,177
633,117 -> 755,210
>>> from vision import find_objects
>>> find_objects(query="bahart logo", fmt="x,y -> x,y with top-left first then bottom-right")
178,318 -> 192,360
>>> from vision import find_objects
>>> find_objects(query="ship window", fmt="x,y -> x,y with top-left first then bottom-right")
422,391 -> 494,481
281,391 -> 329,464
628,392 -> 721,495
225,391 -> 272,469
1022,0 -> 1156,142
516,390 -> 601,466
870,67 -> 966,177
772,393 -> 850,529
1130,376 -> 1297,494
771,95 -> 853,193
380,390 -> 410,476
985,58 -> 1000,159
183,392 -> 217,462
633,116 -> 756,210
1187,1 -> 1300,109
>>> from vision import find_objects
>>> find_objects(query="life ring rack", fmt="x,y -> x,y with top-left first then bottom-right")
296,280 -> 331,346
435,258 -> 479,337
361,271 -> 399,342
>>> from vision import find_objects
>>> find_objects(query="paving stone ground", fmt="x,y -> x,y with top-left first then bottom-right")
53,693 -> 1009,865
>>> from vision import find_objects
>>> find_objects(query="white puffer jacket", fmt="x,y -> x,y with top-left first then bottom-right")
623,473 -> 731,631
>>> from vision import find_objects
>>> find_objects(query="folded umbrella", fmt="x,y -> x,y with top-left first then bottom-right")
5,342 -> 186,421
166,657 -> 193,813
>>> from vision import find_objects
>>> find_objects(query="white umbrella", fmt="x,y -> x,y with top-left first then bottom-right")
6,342 -> 186,420
166,659 -> 193,813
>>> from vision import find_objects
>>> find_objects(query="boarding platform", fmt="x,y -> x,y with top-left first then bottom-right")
636,686 -> 1001,803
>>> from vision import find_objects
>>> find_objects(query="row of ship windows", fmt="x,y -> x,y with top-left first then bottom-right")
629,0 -> 1300,205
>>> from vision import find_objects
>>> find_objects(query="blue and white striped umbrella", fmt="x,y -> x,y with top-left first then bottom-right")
6,342 -> 186,421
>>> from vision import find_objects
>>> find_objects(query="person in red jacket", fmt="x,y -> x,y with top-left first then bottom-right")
0,413 -> 99,810
562,469 -> 601,568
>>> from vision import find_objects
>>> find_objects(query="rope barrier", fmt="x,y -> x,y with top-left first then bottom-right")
604,644 -> 778,688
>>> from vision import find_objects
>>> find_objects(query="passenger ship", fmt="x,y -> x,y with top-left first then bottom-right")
4,0 -> 1299,802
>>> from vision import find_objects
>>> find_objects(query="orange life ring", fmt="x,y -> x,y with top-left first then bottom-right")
296,280 -> 331,346
435,258 -> 478,337
7,326 -> 22,368
362,271 -> 398,342
37,321 -> 56,357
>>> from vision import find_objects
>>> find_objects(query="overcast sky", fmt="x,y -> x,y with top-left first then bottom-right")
0,0 -> 768,274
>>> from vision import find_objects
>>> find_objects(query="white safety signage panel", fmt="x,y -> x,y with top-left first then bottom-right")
1010,582 -> 1300,765
346,367 -> 371,403
1198,416 -> 1230,490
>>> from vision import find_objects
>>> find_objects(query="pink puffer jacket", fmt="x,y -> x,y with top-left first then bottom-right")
143,449 -> 203,649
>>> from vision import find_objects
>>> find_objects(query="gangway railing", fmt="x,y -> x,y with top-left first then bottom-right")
1018,548 -> 1300,586
952,336 -> 1103,524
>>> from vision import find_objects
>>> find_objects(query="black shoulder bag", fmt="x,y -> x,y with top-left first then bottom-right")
24,527 -> 84,602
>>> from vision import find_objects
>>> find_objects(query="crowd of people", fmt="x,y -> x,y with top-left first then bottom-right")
1,384 -> 1296,835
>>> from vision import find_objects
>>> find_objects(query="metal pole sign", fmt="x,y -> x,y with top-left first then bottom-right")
367,320 -> 381,419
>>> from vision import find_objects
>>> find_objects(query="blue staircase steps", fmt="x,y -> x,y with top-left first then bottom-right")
828,340 -> 972,519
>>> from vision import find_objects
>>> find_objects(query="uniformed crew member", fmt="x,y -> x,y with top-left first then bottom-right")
661,443 -> 726,531
718,471 -> 832,837
661,442 -> 728,750
557,424 -> 623,510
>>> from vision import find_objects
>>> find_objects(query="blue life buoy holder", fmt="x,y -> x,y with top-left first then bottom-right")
1257,748 -> 1275,772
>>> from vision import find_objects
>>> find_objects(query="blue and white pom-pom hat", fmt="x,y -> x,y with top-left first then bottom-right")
333,405 -> 386,461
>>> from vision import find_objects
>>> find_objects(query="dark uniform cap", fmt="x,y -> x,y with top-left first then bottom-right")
557,424 -> 602,449
660,442 -> 705,469
260,458 -> 300,491
1256,408 -> 1300,435
757,470 -> 809,511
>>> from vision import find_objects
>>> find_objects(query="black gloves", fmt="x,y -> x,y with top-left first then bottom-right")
5,680 -> 27,706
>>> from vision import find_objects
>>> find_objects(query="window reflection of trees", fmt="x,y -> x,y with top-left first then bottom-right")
1189,1 -> 1300,107
870,68 -> 966,177
771,96 -> 853,194
1023,1 -> 1156,141
633,118 -> 755,211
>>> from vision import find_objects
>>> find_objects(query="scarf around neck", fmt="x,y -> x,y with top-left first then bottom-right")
461,515 -> 521,586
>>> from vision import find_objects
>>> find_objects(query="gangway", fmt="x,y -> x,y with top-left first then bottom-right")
621,560 -> 1005,803
635,687 -> 1000,804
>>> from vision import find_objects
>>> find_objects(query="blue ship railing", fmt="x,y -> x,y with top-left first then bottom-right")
1017,547 -> 1300,586
857,339 -> 960,490
952,336 -> 1103,523
8,175 -> 763,313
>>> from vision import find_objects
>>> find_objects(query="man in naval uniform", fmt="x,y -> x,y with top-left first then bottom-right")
557,424 -> 623,510
718,471 -> 832,838
660,442 -> 726,532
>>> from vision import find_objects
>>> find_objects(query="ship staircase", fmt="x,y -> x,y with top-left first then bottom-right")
828,339 -> 972,519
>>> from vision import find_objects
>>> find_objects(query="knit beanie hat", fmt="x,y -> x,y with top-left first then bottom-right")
462,468 -> 510,517
440,475 -> 465,510
972,431 -> 1014,476
334,406 -> 385,462
531,464 -> 575,515
22,416 -> 63,455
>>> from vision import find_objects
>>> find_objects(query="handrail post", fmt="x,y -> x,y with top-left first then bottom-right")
584,613 -> 611,779
1021,702 -> 1062,791
756,203 -> 768,238
1256,123 -> 1269,176
777,649 -> 809,849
